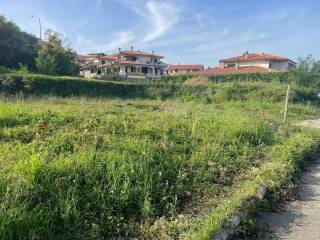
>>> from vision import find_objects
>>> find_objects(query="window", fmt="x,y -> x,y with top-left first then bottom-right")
97,69 -> 101,75
155,69 -> 158,74
141,67 -> 148,74
269,62 -> 273,69
101,60 -> 106,64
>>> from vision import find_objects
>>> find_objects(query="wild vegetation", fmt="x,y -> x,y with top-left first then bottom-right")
0,16 -> 78,76
0,77 -> 319,239
1,15 -> 320,240
0,16 -> 37,71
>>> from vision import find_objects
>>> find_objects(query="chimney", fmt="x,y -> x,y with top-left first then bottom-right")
130,46 -> 134,51
118,48 -> 122,53
243,51 -> 249,59
235,60 -> 239,70
219,61 -> 224,69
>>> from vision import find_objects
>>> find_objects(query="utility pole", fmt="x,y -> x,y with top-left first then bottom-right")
31,16 -> 42,40
283,84 -> 291,124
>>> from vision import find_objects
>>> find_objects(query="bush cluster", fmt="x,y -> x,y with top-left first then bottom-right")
0,73 -> 319,105
208,72 -> 290,84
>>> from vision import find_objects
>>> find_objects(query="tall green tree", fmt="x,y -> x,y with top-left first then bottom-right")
291,55 -> 320,87
0,16 -> 37,70
36,30 -> 79,76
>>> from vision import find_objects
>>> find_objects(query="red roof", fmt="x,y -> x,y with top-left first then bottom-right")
97,64 -> 112,68
99,55 -> 118,60
75,55 -> 96,61
118,60 -> 140,65
221,52 -> 289,62
195,66 -> 272,76
169,64 -> 204,71
120,50 -> 163,58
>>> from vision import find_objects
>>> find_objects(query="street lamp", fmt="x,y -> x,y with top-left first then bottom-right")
31,16 -> 42,40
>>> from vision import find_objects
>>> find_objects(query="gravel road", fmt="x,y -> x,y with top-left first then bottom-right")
256,119 -> 320,240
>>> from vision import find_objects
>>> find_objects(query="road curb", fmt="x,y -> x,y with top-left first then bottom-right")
213,187 -> 267,240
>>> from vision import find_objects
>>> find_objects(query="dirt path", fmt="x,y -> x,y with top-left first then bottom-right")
297,118 -> 320,129
256,119 -> 320,240
257,158 -> 320,239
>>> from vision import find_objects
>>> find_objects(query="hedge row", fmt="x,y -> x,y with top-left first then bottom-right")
0,73 -> 149,98
208,72 -> 290,84
0,73 -> 318,104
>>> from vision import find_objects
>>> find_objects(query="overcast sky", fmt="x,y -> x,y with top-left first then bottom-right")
1,0 -> 320,67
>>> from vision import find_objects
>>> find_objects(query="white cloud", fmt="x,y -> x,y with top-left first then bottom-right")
115,0 -> 180,44
74,30 -> 135,53
104,30 -> 135,50
141,1 -> 180,43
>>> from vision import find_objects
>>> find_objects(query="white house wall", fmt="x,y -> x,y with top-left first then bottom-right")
271,61 -> 289,71
239,60 -> 270,69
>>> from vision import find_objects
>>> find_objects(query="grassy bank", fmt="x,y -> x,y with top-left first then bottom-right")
0,74 -> 319,239
1,73 -> 319,104
186,131 -> 320,239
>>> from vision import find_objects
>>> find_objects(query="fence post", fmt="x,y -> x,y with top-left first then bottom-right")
283,84 -> 290,124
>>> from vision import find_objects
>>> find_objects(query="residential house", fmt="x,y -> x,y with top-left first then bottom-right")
196,52 -> 296,76
79,48 -> 168,79
168,64 -> 204,75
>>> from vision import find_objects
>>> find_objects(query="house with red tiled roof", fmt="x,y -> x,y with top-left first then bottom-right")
79,47 -> 168,79
196,52 -> 296,76
168,64 -> 204,75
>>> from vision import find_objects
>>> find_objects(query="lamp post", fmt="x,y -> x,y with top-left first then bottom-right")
31,16 -> 42,40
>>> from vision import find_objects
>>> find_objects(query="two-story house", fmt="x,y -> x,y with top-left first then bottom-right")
196,52 -> 296,76
79,48 -> 168,79
168,64 -> 204,75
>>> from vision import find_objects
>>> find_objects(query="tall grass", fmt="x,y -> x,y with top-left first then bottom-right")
0,79 -> 319,239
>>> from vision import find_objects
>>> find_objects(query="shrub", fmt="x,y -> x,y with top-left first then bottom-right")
208,72 -> 290,84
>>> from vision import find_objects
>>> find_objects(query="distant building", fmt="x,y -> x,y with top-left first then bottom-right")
78,47 -> 168,79
196,52 -> 296,76
168,64 -> 204,75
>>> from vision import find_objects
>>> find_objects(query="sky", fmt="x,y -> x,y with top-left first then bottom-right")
1,0 -> 320,67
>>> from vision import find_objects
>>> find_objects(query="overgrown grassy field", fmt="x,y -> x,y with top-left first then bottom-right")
0,79 -> 319,239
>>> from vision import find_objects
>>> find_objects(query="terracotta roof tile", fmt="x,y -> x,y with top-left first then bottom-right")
195,66 -> 272,76
120,50 -> 163,58
221,53 -> 289,62
169,64 -> 204,71
99,55 -> 118,60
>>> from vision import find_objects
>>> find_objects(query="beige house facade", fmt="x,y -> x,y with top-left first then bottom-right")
196,52 -> 296,76
78,48 -> 168,79
168,64 -> 204,75
218,52 -> 296,72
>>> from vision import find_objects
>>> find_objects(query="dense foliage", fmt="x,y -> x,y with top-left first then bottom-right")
160,74 -> 193,84
0,79 -> 320,239
0,73 -> 319,105
0,16 -> 37,70
36,30 -> 79,76
208,72 -> 290,84
291,55 -> 320,87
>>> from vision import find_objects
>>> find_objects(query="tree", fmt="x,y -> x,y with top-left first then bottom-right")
291,55 -> 320,87
36,30 -> 79,76
0,16 -> 37,70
